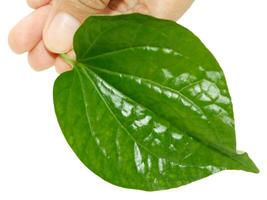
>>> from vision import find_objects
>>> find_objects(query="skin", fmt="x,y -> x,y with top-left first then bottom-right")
9,0 -> 193,73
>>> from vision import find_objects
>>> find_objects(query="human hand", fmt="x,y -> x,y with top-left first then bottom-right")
9,0 -> 193,73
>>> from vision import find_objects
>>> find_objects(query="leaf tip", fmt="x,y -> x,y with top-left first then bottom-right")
236,152 -> 259,173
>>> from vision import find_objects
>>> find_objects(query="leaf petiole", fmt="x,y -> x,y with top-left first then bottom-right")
60,53 -> 76,67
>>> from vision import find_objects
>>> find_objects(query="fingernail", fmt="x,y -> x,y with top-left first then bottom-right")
44,12 -> 80,53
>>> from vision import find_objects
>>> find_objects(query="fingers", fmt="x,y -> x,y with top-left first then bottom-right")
8,5 -> 51,54
28,40 -> 56,71
43,0 -> 110,54
27,0 -> 51,9
12,0 -> 192,73
143,0 -> 194,20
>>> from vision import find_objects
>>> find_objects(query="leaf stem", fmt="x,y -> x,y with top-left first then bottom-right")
60,53 -> 76,67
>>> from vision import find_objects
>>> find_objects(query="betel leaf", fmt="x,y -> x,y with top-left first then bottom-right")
53,13 -> 258,191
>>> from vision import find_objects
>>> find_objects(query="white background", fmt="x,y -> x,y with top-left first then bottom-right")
0,0 -> 266,199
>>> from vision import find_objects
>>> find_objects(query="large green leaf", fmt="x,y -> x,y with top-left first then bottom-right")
53,14 -> 258,191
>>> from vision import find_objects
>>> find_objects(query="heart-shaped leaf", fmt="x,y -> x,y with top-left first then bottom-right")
53,14 -> 258,191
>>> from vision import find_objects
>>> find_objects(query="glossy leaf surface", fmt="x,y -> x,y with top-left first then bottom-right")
53,14 -> 258,191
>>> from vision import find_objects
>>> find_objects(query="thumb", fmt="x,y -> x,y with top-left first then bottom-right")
43,0 -> 110,53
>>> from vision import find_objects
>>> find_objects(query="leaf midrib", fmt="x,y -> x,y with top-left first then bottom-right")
87,65 -> 231,150
77,64 -> 254,170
